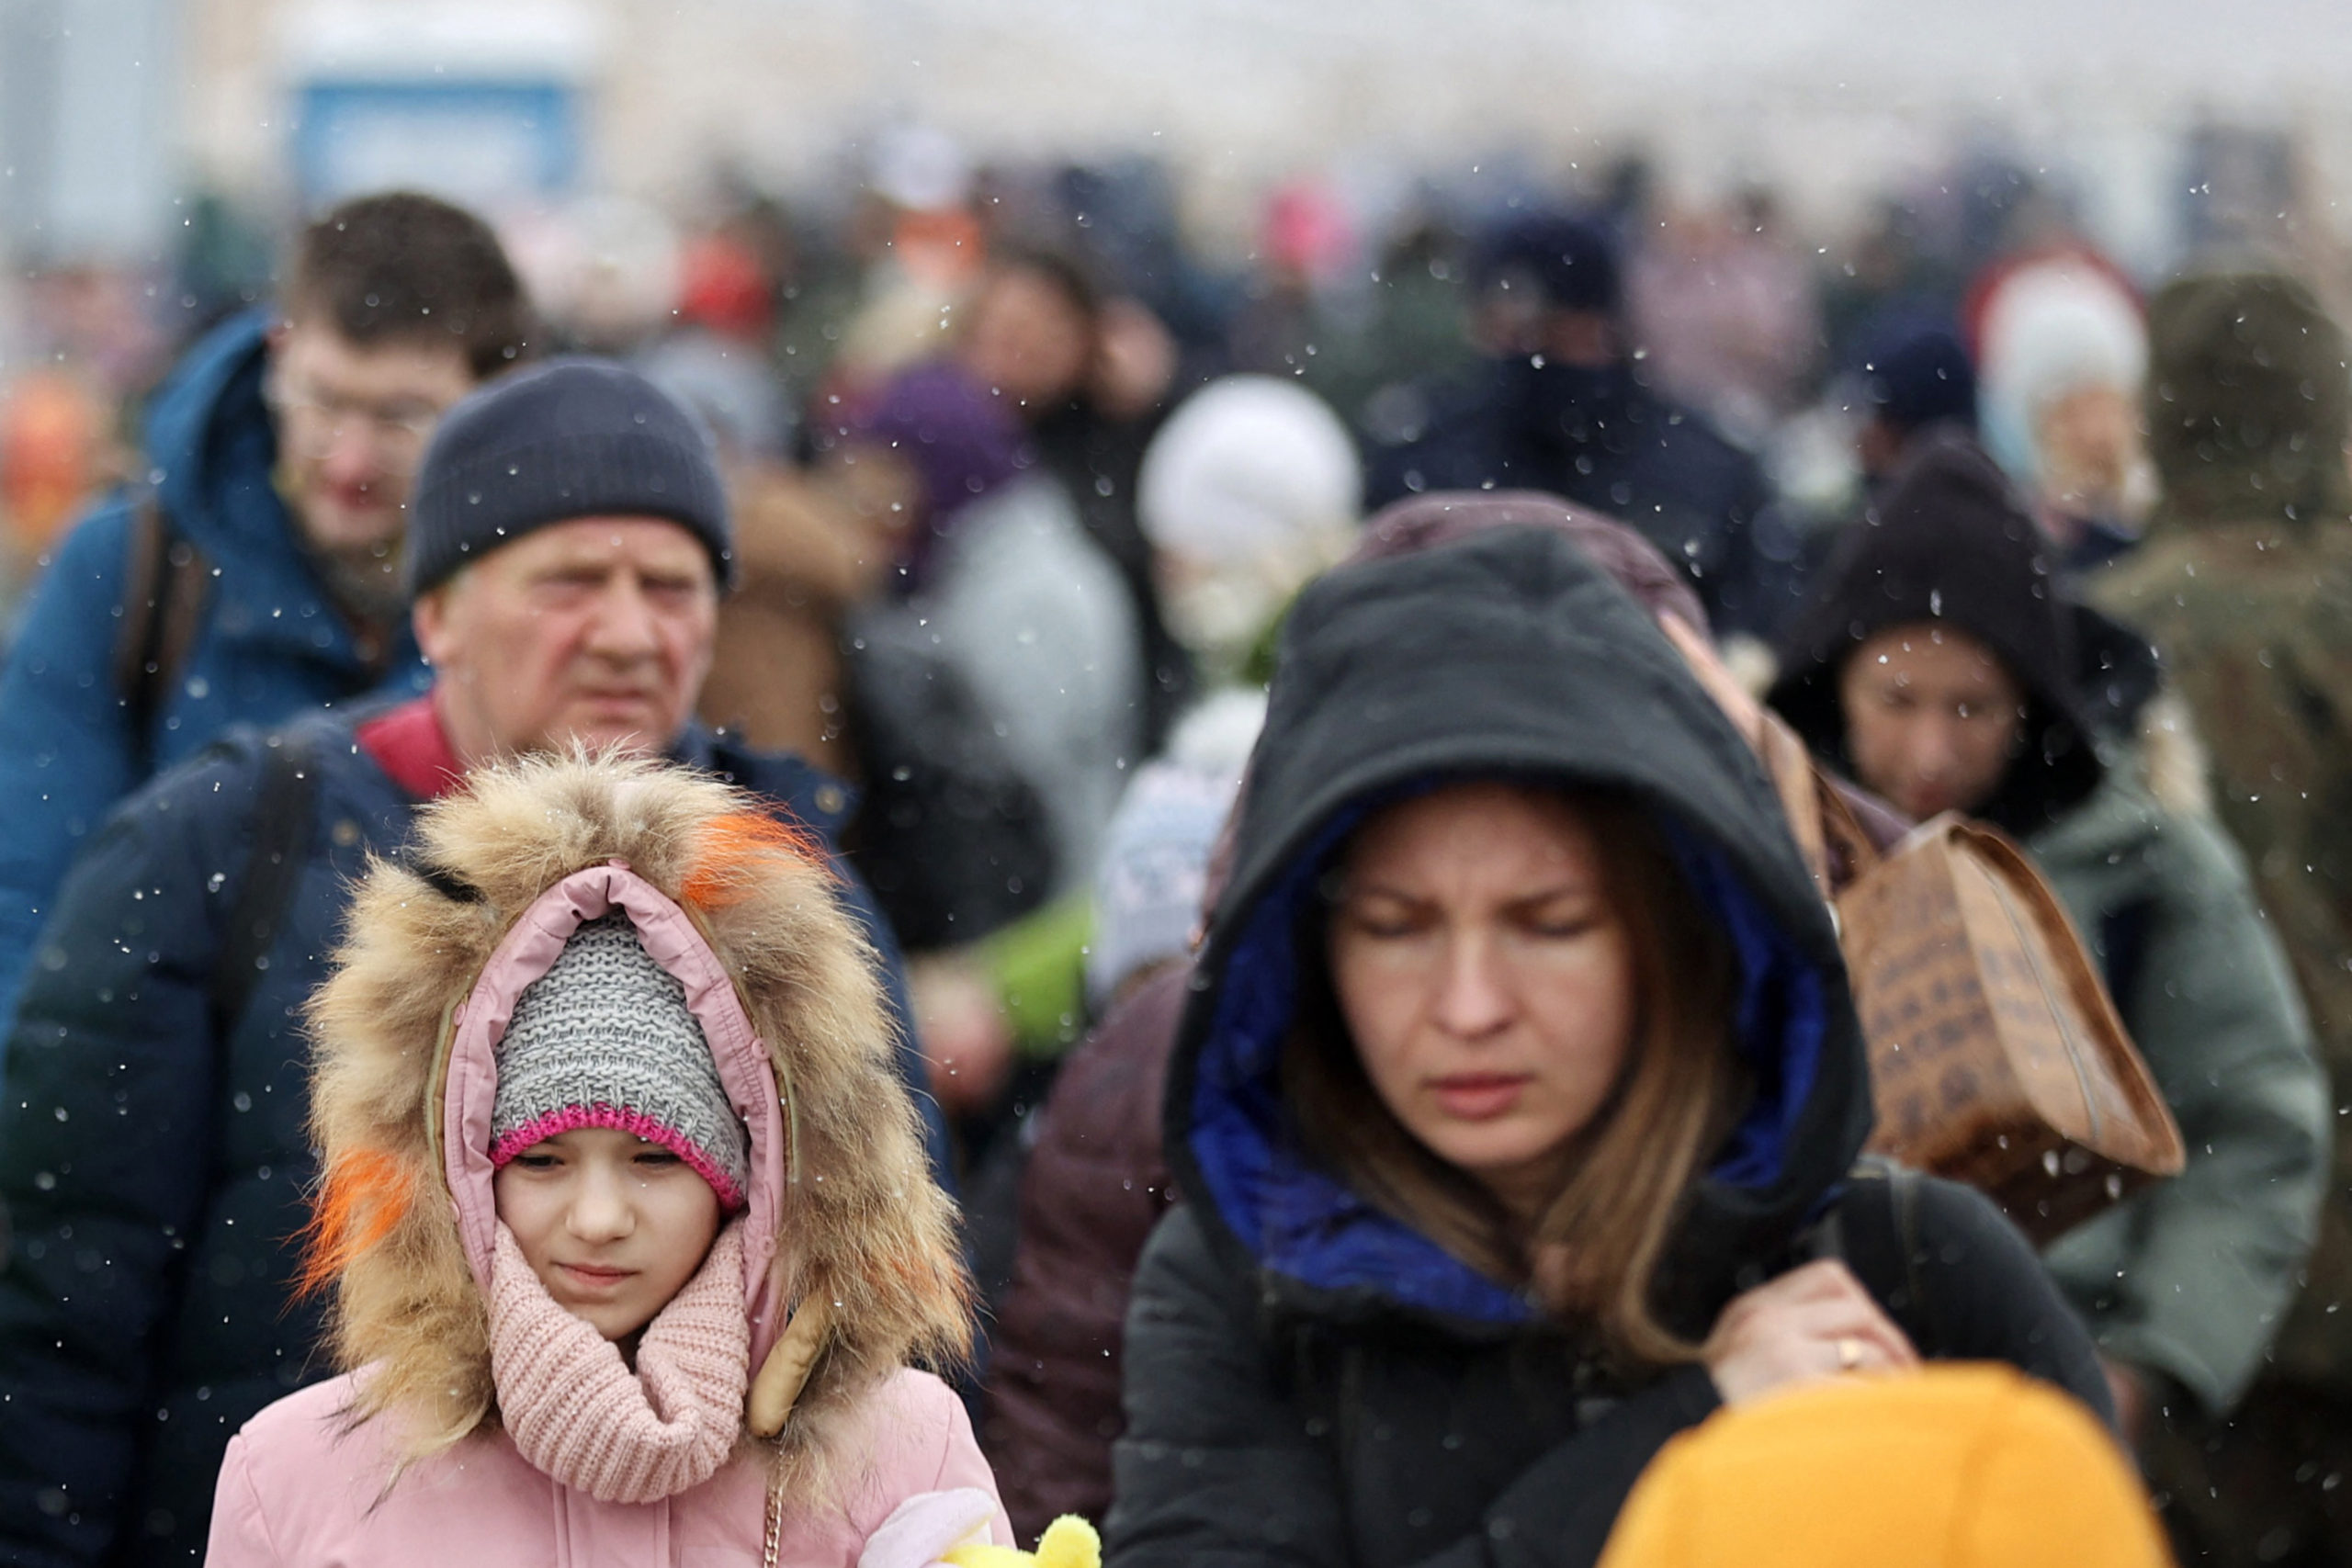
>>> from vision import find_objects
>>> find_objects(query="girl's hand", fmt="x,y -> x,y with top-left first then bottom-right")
1702,1258 -> 1919,1406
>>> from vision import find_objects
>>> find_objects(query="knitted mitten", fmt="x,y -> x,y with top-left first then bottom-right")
490,1218 -> 750,1503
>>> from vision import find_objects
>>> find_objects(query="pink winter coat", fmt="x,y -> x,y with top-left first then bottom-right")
208,1367 -> 1001,1568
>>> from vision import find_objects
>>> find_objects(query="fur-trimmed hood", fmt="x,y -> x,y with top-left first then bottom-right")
300,751 -> 969,1491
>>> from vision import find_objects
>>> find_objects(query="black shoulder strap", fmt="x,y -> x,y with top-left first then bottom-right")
1816,1156 -> 1938,1349
113,494 -> 213,773
211,733 -> 321,1036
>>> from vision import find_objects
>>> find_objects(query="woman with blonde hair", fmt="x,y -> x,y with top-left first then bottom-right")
1107,525 -> 2113,1568
208,753 -> 1005,1565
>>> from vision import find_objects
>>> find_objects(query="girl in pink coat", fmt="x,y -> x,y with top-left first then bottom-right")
207,752 -> 1011,1567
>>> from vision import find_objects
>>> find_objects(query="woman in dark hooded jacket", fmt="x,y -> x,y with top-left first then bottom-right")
1765,432 -> 2327,1450
1108,525 -> 2110,1568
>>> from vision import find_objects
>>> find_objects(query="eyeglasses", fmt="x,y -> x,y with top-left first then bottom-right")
266,373 -> 449,460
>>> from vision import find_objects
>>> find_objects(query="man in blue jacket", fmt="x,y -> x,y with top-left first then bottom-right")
0,360 -> 945,1567
0,191 -> 527,1043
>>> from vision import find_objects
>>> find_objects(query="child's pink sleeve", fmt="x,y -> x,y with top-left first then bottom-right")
854,1372 -> 1021,1566
933,1389 -> 1016,1547
205,1434 -> 286,1568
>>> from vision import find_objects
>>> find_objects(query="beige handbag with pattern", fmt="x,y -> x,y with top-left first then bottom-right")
1758,714 -> 2184,1243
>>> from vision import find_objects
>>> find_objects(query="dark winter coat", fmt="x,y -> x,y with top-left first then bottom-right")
0,704 -> 939,1568
981,964 -> 1188,1542
0,311 -> 428,1048
1107,527 -> 2110,1568
1360,359 -> 1797,640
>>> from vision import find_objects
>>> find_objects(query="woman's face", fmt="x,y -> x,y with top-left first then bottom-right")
958,266 -> 1092,413
1836,623 -> 2027,822
492,1127 -> 723,1342
1329,782 -> 1637,1218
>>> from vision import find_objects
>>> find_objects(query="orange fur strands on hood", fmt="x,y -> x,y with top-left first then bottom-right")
684,809 -> 834,908
295,1146 -> 418,1300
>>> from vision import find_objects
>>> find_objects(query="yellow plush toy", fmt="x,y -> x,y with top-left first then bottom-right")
944,1516 -> 1101,1568
860,1489 -> 1099,1568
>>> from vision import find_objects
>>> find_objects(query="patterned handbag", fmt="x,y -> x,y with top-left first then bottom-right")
1758,714 -> 2185,1243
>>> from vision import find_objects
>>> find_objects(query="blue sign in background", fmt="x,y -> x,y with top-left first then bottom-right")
292,79 -> 581,208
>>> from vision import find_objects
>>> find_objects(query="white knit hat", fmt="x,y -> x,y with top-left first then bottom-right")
1138,377 -> 1361,668
1977,261 -> 2147,486
1137,376 -> 1361,567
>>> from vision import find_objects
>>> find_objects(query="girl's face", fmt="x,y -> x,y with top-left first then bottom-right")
1328,782 -> 1637,1219
492,1127 -> 723,1342
1836,622 -> 2027,822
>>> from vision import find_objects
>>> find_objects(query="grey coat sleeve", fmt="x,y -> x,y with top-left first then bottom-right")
2043,810 -> 2330,1413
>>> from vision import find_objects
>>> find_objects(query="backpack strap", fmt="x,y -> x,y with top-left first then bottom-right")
1815,1156 -> 1938,1351
211,733 -> 321,1037
112,494 -> 214,773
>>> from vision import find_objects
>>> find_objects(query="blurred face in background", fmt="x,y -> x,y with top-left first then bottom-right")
1542,308 -> 1620,369
2034,381 -> 2139,513
958,265 -> 1092,412
1837,623 -> 2027,821
268,317 -> 475,563
415,516 -> 719,764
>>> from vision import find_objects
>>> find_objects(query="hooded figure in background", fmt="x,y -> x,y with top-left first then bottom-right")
1108,525 -> 2109,1568
1771,432 -> 2103,840
1360,214 -> 1797,644
209,753 -> 996,1565
1769,433 -> 2326,1457
2089,270 -> 2352,1568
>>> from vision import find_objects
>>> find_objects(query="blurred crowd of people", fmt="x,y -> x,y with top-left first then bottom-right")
0,118 -> 2347,1568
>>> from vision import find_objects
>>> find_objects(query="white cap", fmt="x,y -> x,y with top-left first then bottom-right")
1137,376 -> 1362,567
1978,262 -> 2147,484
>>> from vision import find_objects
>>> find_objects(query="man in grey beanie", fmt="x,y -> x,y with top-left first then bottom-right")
0,360 -> 943,1568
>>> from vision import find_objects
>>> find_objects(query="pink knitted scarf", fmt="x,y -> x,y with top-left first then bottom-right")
488,1219 -> 751,1503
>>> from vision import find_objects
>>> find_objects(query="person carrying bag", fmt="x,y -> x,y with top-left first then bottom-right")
1765,431 -> 2327,1447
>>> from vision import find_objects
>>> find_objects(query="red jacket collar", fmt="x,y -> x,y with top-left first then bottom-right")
356,694 -> 469,801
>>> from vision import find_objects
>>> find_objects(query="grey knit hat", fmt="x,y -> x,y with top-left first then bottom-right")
488,913 -> 750,1209
405,356 -> 735,599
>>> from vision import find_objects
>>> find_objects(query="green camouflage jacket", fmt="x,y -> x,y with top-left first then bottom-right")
2092,522 -> 2352,1393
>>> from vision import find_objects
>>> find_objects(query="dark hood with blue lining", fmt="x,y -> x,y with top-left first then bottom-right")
1164,525 -> 1875,1335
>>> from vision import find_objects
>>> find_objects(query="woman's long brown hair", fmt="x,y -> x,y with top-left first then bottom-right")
1283,785 -> 1747,1365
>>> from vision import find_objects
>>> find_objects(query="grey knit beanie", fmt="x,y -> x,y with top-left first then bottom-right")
488,913 -> 750,1209
406,356 -> 734,599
